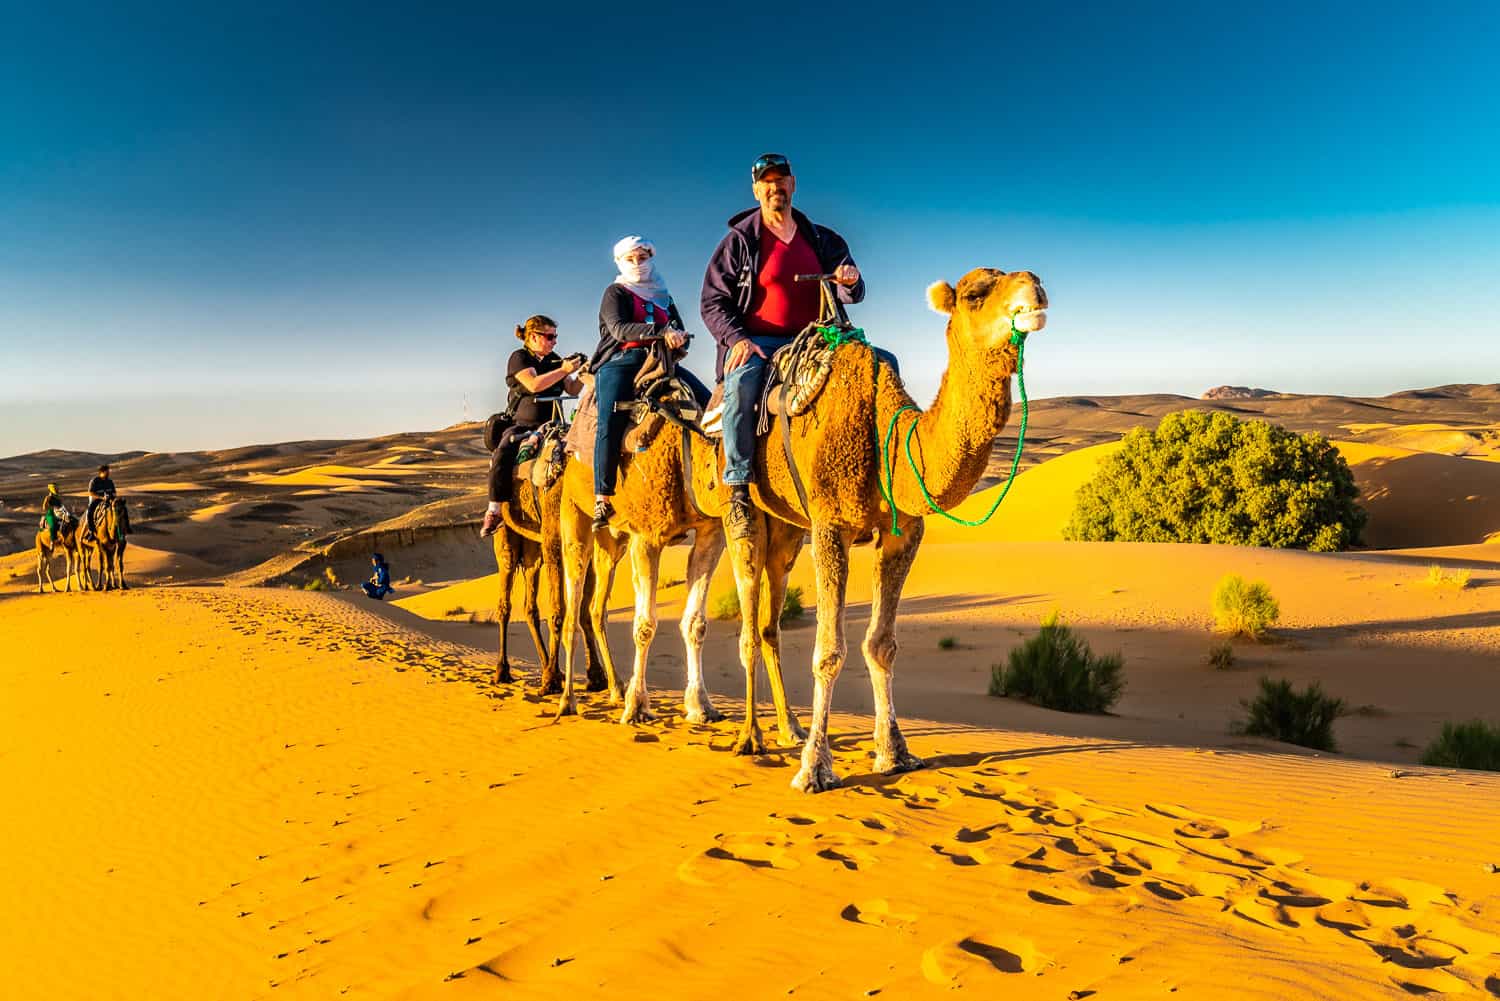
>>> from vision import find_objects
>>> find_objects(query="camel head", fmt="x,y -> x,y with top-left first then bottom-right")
927,268 -> 1048,351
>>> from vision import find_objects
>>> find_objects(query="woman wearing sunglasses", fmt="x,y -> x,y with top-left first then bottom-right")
479,314 -> 585,538
588,235 -> 710,530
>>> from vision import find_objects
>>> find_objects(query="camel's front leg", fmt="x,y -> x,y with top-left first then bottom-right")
792,524 -> 850,793
116,544 -> 127,590
539,533 -> 565,694
727,513 -> 767,754
619,535 -> 661,725
679,523 -> 726,724
36,548 -> 47,593
555,505 -> 592,717
493,537 -> 517,684
587,539 -> 626,699
519,552 -> 549,683
761,518 -> 809,746
865,518 -> 925,774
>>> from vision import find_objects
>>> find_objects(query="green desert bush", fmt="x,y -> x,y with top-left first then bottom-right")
1424,565 -> 1472,590
1235,677 -> 1345,752
780,586 -> 804,623
711,590 -> 741,621
989,612 -> 1124,713
1065,410 -> 1365,551
1213,575 -> 1280,639
302,576 -> 331,592
1420,720 -> 1500,771
1207,641 -> 1236,670
712,585 -> 804,625
938,635 -> 958,650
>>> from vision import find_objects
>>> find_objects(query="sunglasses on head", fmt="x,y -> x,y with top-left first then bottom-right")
751,153 -> 791,181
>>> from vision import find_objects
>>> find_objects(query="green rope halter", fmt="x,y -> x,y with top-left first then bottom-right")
877,312 -> 1030,537
813,323 -> 867,349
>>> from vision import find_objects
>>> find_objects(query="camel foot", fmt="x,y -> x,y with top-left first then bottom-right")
778,715 -> 809,746
538,671 -> 562,696
619,683 -> 655,725
584,673 -> 611,693
495,663 -> 515,685
732,725 -> 766,756
607,683 -> 626,705
875,749 -> 926,775
555,693 -> 578,718
791,760 -> 841,794
683,688 -> 724,724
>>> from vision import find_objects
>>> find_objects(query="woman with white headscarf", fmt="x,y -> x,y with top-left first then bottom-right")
588,235 -> 710,529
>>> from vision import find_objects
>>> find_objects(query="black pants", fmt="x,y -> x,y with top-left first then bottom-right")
488,423 -> 541,503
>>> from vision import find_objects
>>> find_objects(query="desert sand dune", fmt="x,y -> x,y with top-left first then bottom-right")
3,587 -> 1498,1000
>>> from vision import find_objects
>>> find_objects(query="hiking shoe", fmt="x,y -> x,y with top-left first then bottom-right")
479,509 -> 504,539
725,486 -> 755,542
591,499 -> 615,532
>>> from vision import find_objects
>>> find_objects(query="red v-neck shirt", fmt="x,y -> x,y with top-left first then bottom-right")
746,224 -> 822,338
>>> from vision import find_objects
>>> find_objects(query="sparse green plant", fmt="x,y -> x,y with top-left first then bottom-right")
712,590 -> 741,621
712,585 -> 804,625
1065,410 -> 1365,551
938,635 -> 958,650
990,611 -> 1124,713
1235,677 -> 1345,752
1424,564 -> 1472,590
1420,720 -> 1500,771
780,585 -> 804,624
1207,641 -> 1235,670
1213,574 -> 1280,639
302,576 -> 331,591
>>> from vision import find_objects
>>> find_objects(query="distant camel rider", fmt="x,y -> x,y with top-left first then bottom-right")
361,553 -> 393,600
82,463 -> 118,542
42,483 -> 72,542
590,234 -> 712,531
700,152 -> 893,542
479,315 -> 586,539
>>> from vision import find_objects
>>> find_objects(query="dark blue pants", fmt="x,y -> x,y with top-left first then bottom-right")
362,581 -> 392,600
592,348 -> 710,496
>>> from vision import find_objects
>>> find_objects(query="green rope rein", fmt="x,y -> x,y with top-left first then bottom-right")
877,313 -> 1030,537
814,323 -> 867,349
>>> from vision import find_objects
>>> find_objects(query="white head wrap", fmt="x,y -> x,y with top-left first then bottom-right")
612,234 -> 672,311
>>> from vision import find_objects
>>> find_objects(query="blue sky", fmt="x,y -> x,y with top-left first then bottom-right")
2,1 -> 1497,456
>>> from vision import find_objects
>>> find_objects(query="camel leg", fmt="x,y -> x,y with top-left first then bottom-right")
761,518 -> 809,746
36,546 -> 46,593
538,534 -> 564,695
555,503 -> 592,718
117,544 -> 127,589
792,524 -> 851,793
618,535 -> 661,725
727,516 -> 768,754
519,550 -> 549,683
579,563 -> 607,693
587,540 -> 627,700
494,534 -> 517,684
865,519 -> 925,774
679,524 -> 726,724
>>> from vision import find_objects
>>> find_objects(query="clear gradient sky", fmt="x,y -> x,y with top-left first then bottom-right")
2,1 -> 1497,457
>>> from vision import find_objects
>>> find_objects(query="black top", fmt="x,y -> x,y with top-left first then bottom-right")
88,474 -> 116,498
506,348 -> 564,427
590,284 -> 683,370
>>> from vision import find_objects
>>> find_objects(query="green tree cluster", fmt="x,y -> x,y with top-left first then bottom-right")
1065,410 -> 1366,552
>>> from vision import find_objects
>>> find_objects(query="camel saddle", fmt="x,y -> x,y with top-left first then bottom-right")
564,342 -> 706,471
510,420 -> 570,493
701,323 -> 841,440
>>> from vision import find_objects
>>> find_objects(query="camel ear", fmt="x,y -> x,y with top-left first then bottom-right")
927,281 -> 956,315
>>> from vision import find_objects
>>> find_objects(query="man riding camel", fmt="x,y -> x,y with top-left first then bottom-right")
82,463 -> 126,542
699,152 -> 871,541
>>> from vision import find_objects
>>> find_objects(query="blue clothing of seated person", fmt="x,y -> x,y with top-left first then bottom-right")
361,553 -> 393,600
589,235 -> 710,530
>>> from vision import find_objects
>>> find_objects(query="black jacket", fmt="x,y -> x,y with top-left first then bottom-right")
699,207 -> 864,380
590,284 -> 684,370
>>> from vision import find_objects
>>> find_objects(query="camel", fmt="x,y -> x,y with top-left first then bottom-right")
732,268 -> 1048,792
491,474 -> 606,694
34,518 -> 84,592
553,400 -> 807,750
80,496 -> 130,591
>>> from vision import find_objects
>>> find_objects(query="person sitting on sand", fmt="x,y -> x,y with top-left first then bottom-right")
361,553 -> 393,600
82,463 -> 118,541
41,483 -> 72,542
479,315 -> 586,539
589,235 -> 711,530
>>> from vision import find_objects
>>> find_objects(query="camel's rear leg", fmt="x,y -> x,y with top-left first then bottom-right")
760,518 -> 809,746
555,502 -> 593,718
619,535 -> 661,725
792,524 -> 851,793
679,524 -> 726,724
35,544 -> 49,593
864,518 -> 925,773
579,563 -> 608,693
587,540 -> 626,700
518,551 -> 549,683
494,535 -> 518,684
726,515 -> 769,755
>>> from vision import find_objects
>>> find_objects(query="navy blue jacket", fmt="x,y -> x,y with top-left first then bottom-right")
699,207 -> 865,381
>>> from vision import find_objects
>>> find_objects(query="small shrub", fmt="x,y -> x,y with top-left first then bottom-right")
1213,575 -> 1280,639
938,635 -> 957,650
780,585 -> 804,624
1424,565 -> 1472,590
302,576 -> 330,592
1420,720 -> 1500,771
990,611 -> 1124,713
711,590 -> 741,621
446,605 -> 467,617
1235,677 -> 1345,752
1207,641 -> 1235,670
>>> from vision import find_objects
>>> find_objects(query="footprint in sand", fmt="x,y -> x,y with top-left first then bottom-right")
677,832 -> 799,885
840,898 -> 918,928
921,933 -> 1044,986
1145,802 -> 1261,839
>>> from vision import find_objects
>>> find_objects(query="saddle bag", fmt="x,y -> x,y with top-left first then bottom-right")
483,411 -> 514,451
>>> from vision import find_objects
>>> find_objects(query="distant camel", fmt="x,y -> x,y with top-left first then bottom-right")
80,496 -> 130,591
34,518 -> 84,592
492,474 -> 606,694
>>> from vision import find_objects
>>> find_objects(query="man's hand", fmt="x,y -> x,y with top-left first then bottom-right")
664,330 -> 688,350
725,338 -> 766,373
834,263 -> 860,287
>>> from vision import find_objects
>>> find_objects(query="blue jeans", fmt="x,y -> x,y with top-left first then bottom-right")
362,581 -> 392,600
592,347 -> 711,496
721,335 -> 899,486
